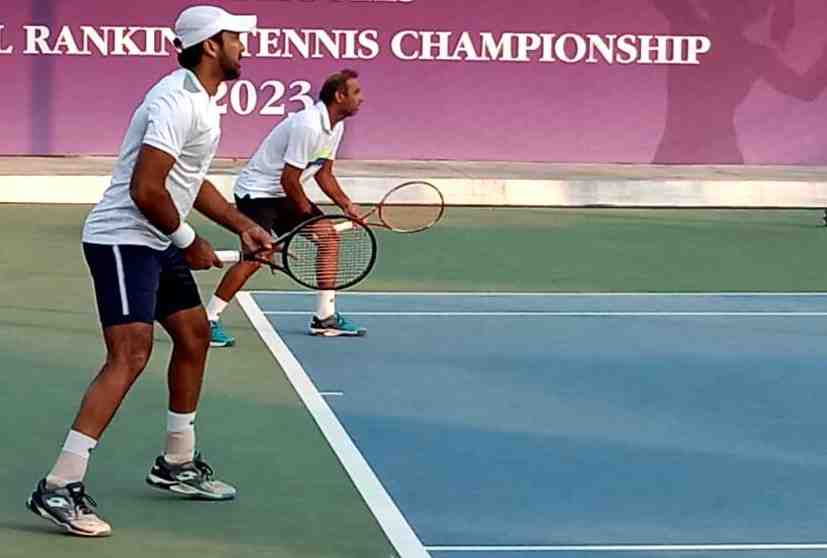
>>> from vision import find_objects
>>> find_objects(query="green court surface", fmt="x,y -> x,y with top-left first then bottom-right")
2,204 -> 827,557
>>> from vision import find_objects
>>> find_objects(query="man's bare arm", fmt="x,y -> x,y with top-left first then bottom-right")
194,179 -> 274,255
314,159 -> 356,214
129,144 -> 182,234
129,144 -> 221,269
280,164 -> 315,215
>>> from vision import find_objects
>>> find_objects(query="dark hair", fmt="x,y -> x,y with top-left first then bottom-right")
319,69 -> 359,105
175,31 -> 224,70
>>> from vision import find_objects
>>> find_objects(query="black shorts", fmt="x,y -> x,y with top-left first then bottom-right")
82,243 -> 202,327
235,195 -> 323,237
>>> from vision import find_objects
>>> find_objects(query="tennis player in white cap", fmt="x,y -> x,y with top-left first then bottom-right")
25,6 -> 270,537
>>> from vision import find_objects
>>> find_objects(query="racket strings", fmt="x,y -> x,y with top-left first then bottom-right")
378,182 -> 445,232
286,221 -> 375,289
379,203 -> 444,231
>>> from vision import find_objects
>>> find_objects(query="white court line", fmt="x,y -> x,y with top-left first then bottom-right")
249,290 -> 827,297
426,543 -> 827,552
236,292 -> 430,558
263,311 -> 827,317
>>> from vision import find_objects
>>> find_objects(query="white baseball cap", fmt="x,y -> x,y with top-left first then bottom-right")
174,6 -> 257,50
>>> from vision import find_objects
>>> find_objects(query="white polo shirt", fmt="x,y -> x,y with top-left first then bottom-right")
234,101 -> 345,199
83,68 -> 221,250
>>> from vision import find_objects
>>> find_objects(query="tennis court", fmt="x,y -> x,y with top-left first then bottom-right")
5,204 -> 827,557
246,291 -> 827,558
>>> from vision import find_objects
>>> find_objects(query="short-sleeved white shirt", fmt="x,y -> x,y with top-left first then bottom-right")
234,101 -> 345,199
83,68 -> 221,249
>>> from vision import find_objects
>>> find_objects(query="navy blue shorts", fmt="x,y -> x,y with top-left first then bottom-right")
82,243 -> 202,327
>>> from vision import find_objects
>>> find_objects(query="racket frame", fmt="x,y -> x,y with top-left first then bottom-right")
364,180 -> 446,233
217,214 -> 377,290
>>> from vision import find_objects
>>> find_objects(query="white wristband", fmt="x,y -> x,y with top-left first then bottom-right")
169,222 -> 196,249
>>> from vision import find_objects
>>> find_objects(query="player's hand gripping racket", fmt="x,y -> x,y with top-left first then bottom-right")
217,214 -> 377,291
345,180 -> 445,233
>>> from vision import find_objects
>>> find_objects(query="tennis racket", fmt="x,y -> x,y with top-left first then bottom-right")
217,214 -> 377,291
344,180 -> 445,233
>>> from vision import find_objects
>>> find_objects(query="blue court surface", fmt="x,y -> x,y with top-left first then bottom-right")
237,292 -> 827,558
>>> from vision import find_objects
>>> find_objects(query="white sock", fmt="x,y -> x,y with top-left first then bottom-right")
46,430 -> 98,488
206,296 -> 229,322
315,290 -> 335,319
164,410 -> 196,464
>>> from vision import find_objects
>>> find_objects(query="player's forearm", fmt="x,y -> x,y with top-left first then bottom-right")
315,172 -> 353,211
194,180 -> 258,234
129,144 -> 184,234
281,175 -> 315,214
130,177 -> 182,234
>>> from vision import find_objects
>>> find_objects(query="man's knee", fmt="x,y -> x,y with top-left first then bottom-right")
104,324 -> 154,376
175,316 -> 210,356
109,344 -> 152,375
161,307 -> 211,357
191,318 -> 210,349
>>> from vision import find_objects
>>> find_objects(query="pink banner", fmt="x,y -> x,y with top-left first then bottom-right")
2,0 -> 827,164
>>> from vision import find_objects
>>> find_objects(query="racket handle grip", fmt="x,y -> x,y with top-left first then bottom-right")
216,250 -> 241,264
335,221 -> 354,232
